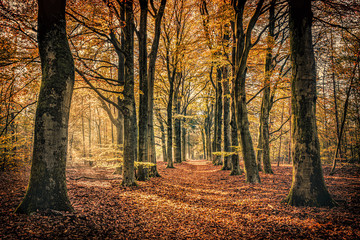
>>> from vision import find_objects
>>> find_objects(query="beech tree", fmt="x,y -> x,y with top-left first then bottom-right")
232,0 -> 264,183
284,0 -> 335,207
16,0 -> 74,214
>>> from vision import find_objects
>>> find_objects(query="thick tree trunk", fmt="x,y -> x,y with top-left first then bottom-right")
122,0 -> 137,186
285,0 -> 335,207
16,0 -> 73,214
138,0 -> 148,166
136,0 -> 149,181
222,68 -> 231,170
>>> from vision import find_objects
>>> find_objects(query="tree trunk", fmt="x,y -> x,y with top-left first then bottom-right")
232,0 -> 262,183
230,90 -> 243,176
138,0 -> 148,166
222,68 -> 231,170
174,95 -> 182,163
16,0 -> 73,214
136,0 -> 149,181
158,116 -> 167,162
181,107 -> 187,162
147,0 -> 166,176
259,0 -> 275,174
234,68 -> 260,183
81,97 -> 86,157
167,79 -> 174,168
213,68 -> 223,165
121,0 -> 137,186
88,105 -> 92,157
277,101 -> 285,166
256,127 -> 263,171
285,0 -> 335,207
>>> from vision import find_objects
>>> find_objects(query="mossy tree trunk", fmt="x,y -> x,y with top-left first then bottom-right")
232,0 -> 263,183
285,0 -> 335,207
167,78 -> 174,168
222,67 -> 232,170
138,0 -> 149,166
230,90 -> 243,176
213,68 -> 223,166
137,0 -> 149,181
257,0 -> 275,174
121,0 -> 137,186
147,0 -> 166,176
174,94 -> 182,163
181,107 -> 187,161
16,0 -> 73,214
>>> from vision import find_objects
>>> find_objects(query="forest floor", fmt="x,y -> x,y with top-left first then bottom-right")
1,160 -> 360,239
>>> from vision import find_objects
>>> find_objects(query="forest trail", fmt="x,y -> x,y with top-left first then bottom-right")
1,161 -> 359,239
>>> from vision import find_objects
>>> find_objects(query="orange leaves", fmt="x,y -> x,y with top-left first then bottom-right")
1,161 -> 360,239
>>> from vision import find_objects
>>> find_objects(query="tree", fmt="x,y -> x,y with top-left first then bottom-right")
257,0 -> 275,174
284,0 -> 335,207
232,0 -> 264,183
16,0 -> 73,214
121,0 -> 137,186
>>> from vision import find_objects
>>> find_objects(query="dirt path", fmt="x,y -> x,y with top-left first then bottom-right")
1,160 -> 360,239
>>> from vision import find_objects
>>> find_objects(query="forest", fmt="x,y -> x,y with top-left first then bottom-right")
0,0 -> 359,239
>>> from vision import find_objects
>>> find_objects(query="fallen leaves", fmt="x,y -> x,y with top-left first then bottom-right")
0,161 -> 359,239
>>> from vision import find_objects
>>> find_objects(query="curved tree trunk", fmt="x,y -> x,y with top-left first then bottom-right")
285,0 -> 335,207
232,0 -> 262,183
235,69 -> 260,183
16,0 -> 73,214
260,0 -> 275,174
147,0 -> 166,176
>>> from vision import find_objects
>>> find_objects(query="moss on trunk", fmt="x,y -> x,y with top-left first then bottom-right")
285,0 -> 335,207
16,0 -> 73,214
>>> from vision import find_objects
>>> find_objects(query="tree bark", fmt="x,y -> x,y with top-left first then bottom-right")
121,0 -> 137,186
181,107 -> 187,161
258,0 -> 275,174
222,68 -> 231,170
174,93 -> 182,163
285,0 -> 335,207
138,0 -> 149,166
232,0 -> 262,183
230,88 -> 243,175
213,68 -> 223,165
167,79 -> 174,168
147,0 -> 166,176
16,0 -> 73,214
